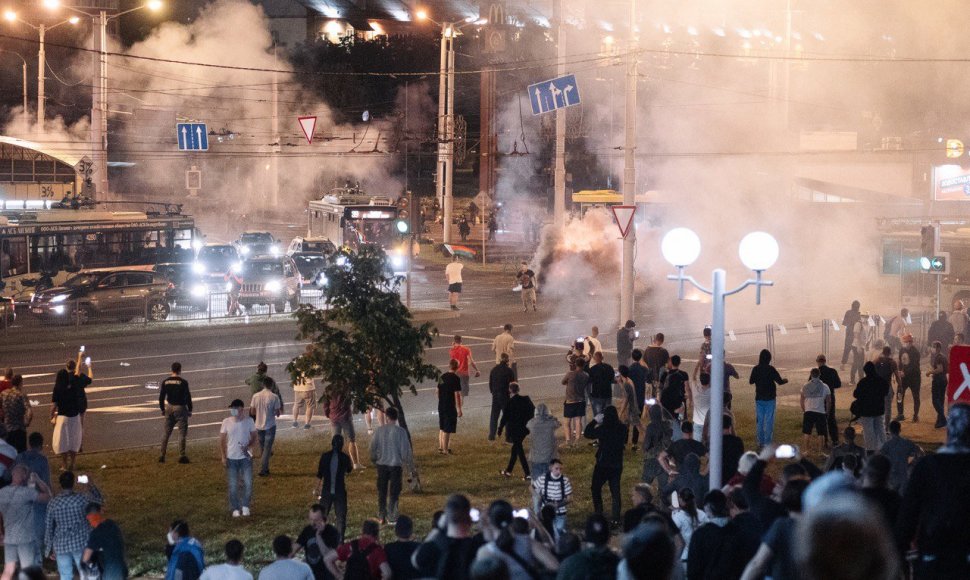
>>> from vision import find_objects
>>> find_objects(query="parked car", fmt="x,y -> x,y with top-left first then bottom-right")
29,266 -> 172,323
231,256 -> 302,313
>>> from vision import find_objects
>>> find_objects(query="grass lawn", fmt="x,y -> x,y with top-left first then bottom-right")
71,386 -> 941,576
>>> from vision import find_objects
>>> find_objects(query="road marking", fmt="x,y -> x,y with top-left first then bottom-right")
110,396 -> 224,421
86,384 -> 139,394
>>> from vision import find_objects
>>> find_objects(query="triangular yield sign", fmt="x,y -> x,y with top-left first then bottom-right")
298,116 -> 317,145
611,205 -> 636,238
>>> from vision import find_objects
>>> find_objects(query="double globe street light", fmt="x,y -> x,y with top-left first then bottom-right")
661,227 -> 779,489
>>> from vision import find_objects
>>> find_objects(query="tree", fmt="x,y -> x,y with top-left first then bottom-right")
287,244 -> 438,489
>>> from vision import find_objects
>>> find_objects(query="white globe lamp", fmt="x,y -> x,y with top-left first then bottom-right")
661,228 -> 702,267
739,231 -> 779,271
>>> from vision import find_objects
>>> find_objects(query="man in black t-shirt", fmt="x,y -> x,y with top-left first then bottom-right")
412,495 -> 483,580
159,362 -> 193,464
384,516 -> 420,580
660,356 -> 689,418
720,416 -> 745,485
587,352 -> 615,417
517,262 -> 537,312
437,360 -> 463,454
659,421 -> 707,475
82,503 -> 128,580
294,504 -> 330,579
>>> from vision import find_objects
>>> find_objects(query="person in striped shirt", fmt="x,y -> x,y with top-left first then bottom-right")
531,459 -> 571,536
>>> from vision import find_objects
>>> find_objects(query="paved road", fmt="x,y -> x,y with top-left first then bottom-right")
2,265 -> 945,456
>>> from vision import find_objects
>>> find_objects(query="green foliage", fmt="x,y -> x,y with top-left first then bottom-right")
287,245 -> 439,414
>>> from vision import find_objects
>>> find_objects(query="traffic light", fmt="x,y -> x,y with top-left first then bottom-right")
396,195 -> 410,234
920,225 -> 937,261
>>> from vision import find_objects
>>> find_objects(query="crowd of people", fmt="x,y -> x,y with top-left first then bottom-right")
2,297 -> 970,578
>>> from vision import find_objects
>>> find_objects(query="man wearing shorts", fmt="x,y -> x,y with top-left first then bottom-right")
445,255 -> 463,311
50,360 -> 90,472
437,360 -> 463,454
449,335 -> 480,397
562,357 -> 589,446
800,368 -> 831,453
324,393 -> 362,469
292,376 -> 317,430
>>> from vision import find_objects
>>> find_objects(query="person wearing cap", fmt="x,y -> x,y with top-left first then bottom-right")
616,320 -> 638,369
896,333 -> 921,423
219,399 -> 257,517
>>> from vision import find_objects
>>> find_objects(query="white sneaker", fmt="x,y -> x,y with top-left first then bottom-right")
241,507 -> 251,517
231,510 -> 241,518
354,463 -> 365,470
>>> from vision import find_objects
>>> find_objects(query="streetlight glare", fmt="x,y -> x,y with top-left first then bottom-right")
738,231 -> 780,271
3,10 -> 16,22
415,9 -> 428,21
42,0 -> 60,10
661,227 -> 702,267
68,16 -> 79,24
146,0 -> 163,11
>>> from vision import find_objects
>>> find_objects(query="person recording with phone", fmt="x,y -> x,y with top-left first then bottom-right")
584,407 -> 628,527
44,471 -> 103,580
50,354 -> 92,473
219,399 -> 257,518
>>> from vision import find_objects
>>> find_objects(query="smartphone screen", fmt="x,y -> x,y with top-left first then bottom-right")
671,491 -> 680,509
775,445 -> 797,459
78,475 -> 89,484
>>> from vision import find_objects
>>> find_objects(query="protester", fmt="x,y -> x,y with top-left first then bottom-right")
584,406 -> 628,527
719,415 -> 747,485
587,352 -> 616,418
691,373 -> 712,432
873,346 -> 901,433
488,354 -> 515,442
474,500 -> 558,579
616,320 -> 637,368
852,362 -> 889,452
749,349 -> 788,448
620,522 -> 676,580
641,404 -> 673,489
849,313 -> 868,384
322,392 -> 362,469
879,420 -> 922,493
517,262 -> 537,312
50,359 -> 90,472
658,421 -> 707,478
950,300 -> 969,339
158,362 -> 192,464
629,350 -> 651,410
446,255 -> 463,310
81,502 -> 128,580
291,367 -> 317,430
840,300 -> 861,370
245,362 -> 283,407
824,427 -> 867,472
200,540 -> 252,580
316,435 -> 353,542
928,311 -> 955,351
491,324 -> 516,374
671,487 -> 706,567
663,454 -> 708,508
693,327 -> 713,381
251,376 -> 282,477
45,471 -> 103,580
449,336 -> 480,397
897,333 -> 921,422
219,399 -> 257,518
644,334 -> 671,397
800,368 -> 831,453
0,464 -> 50,573
412,494 -> 482,580
561,357 -> 589,447
526,404 -> 560,479
292,505 -> 339,580
686,490 -> 733,580
739,479 -> 810,580
165,520 -> 205,580
616,366 -> 643,450
0,375 -> 31,453
859,454 -> 901,526
370,406 -> 414,524
927,340 -> 948,428
438,360 -> 463,455
14,432 -> 50,552
531,459 -> 571,536
660,356 -> 689,421
336,519 -> 391,580
897,403 -> 970,579
256,535 -> 313,580
498,382 -> 535,480
556,514 -> 619,580
385,516 -> 420,580
815,355 -> 842,445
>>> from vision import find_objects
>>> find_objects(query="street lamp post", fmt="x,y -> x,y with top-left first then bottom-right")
51,0 -> 163,200
417,10 -> 484,244
0,50 -> 29,113
662,228 -> 779,489
2,10 -> 79,126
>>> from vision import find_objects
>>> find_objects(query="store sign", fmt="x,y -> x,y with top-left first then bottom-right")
933,165 -> 970,201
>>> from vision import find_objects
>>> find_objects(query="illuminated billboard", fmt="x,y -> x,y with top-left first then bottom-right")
933,164 -> 970,201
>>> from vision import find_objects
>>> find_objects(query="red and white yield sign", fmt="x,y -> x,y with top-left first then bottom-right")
611,205 -> 636,238
948,345 -> 970,404
298,116 -> 317,145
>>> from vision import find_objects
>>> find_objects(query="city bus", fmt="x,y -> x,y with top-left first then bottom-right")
0,200 -> 198,303
307,187 -> 404,251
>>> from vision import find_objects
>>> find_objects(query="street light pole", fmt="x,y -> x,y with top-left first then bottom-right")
37,24 -> 45,125
552,0 -> 565,228
0,51 -> 29,113
436,22 -> 454,244
619,0 -> 638,324
663,228 -> 778,489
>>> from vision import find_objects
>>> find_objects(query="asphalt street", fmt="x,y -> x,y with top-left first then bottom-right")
1,265 -> 944,456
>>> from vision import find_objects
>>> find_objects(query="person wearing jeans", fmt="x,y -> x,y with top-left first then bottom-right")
317,434 -> 353,541
45,471 -> 103,580
220,399 -> 257,517
749,349 -> 788,447
250,376 -> 282,476
853,362 -> 889,452
370,407 -> 413,524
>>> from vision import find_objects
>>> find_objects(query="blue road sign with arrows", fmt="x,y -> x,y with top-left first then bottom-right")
177,123 -> 209,151
528,74 -> 581,115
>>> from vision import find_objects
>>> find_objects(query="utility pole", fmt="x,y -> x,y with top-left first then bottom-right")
97,10 -> 109,199
444,26 -> 456,244
553,0 -> 566,227
619,0 -> 638,324
37,24 -> 45,126
436,23 -> 456,244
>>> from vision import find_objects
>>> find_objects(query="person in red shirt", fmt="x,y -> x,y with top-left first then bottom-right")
0,367 -> 12,394
336,519 -> 391,579
448,336 -> 480,397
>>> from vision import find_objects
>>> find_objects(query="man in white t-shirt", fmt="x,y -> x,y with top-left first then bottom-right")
220,399 -> 258,517
201,539 -> 253,580
445,255 -> 463,311
800,368 -> 831,453
251,379 -> 282,477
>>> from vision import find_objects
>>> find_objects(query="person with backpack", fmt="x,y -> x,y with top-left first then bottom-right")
165,520 -> 204,580
531,459 -> 572,536
336,519 -> 391,580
